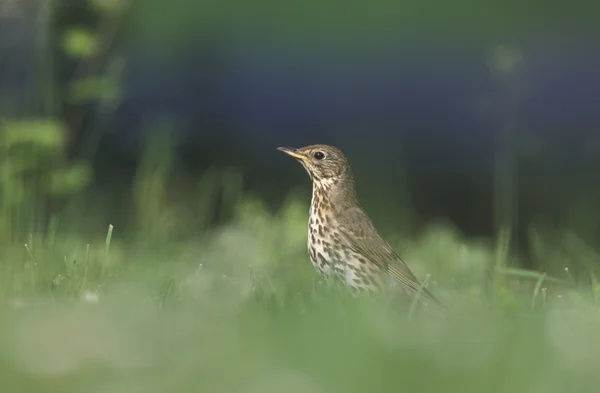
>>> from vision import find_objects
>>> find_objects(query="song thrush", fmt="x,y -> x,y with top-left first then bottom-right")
278,144 -> 440,304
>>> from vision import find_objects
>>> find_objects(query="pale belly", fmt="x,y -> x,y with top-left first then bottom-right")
307,227 -> 380,290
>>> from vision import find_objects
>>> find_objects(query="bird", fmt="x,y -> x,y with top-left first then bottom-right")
277,144 -> 440,305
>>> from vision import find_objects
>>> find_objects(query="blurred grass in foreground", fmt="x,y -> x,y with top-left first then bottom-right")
2,125 -> 600,393
2,181 -> 600,392
1,203 -> 600,393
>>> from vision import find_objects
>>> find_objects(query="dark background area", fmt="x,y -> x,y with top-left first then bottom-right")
1,0 -> 599,267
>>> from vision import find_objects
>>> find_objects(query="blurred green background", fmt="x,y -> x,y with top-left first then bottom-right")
1,1 -> 600,392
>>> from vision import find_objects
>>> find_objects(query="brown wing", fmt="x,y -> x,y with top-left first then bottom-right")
336,206 -> 440,304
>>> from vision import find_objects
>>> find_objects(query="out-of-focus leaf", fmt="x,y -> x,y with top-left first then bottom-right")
0,120 -> 65,149
61,28 -> 98,58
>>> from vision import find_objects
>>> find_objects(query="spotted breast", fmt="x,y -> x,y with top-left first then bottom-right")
307,182 -> 383,291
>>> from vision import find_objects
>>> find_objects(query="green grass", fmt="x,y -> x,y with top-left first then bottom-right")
1,194 -> 600,393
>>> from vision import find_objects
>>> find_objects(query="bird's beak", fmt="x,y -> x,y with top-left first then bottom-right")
277,146 -> 308,162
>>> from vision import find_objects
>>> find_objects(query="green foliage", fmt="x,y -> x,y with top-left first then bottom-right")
58,0 -> 124,110
0,121 -> 91,241
61,28 -> 99,59
0,0 -> 121,243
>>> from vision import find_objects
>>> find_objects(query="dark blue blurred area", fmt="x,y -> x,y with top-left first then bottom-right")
114,31 -> 599,149
1,1 -> 599,244
107,30 -> 600,240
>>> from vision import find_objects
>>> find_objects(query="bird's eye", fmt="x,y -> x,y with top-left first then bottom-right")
313,151 -> 325,160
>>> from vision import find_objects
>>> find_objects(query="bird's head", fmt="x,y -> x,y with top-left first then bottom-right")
277,144 -> 353,186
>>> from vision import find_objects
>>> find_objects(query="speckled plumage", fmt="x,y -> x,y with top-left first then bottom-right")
278,144 -> 440,304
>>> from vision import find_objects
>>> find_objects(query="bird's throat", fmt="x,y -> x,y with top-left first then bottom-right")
311,176 -> 357,212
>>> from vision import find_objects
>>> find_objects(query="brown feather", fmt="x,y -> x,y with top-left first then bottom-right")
335,206 -> 441,305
